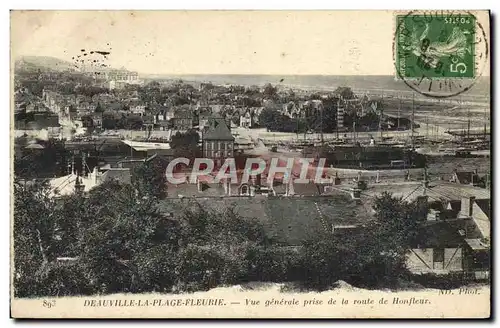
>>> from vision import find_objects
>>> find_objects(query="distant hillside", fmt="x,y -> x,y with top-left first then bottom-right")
14,56 -> 75,72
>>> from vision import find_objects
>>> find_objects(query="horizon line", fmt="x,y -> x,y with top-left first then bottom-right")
15,54 -> 491,78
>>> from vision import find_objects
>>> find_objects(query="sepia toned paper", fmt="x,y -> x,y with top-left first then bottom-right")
10,285 -> 491,319
10,10 -> 491,319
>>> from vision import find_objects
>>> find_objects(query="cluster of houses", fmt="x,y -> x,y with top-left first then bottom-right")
36,94 -> 490,281
141,103 -> 264,132
21,79 -> 400,137
279,96 -> 414,132
14,89 -> 60,136
39,87 -> 265,133
52,137 -> 491,280
15,72 -> 490,282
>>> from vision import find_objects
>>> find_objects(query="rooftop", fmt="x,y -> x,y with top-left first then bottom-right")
122,139 -> 172,151
157,194 -> 371,245
100,168 -> 131,184
203,117 -> 234,141
358,181 -> 490,203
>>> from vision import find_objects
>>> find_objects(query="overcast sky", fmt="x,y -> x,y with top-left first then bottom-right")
11,10 -> 490,76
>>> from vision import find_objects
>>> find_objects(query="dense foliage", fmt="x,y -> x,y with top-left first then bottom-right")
13,172 -> 427,297
14,138 -> 68,179
170,130 -> 201,160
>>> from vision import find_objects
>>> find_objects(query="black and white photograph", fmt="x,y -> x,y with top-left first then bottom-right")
9,10 -> 491,318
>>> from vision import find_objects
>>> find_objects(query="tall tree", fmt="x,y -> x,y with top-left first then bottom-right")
170,130 -> 200,160
258,107 -> 282,132
369,192 -> 425,256
75,180 -> 178,293
132,157 -> 168,200
263,83 -> 277,99
13,180 -> 58,296
300,192 -> 424,289
334,86 -> 355,100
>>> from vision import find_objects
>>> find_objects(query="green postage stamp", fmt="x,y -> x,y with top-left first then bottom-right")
395,13 -> 476,79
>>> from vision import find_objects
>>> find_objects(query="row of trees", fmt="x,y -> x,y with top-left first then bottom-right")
258,98 -> 342,133
14,160 -> 428,296
258,97 -> 410,133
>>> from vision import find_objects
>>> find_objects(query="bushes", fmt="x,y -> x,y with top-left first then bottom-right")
15,261 -> 94,298
37,261 -> 95,296
299,239 -> 344,290
296,226 -> 413,291
174,242 -> 253,291
14,267 -> 44,298
245,246 -> 301,282
352,255 -> 409,289
216,243 -> 251,286
134,245 -> 177,293
13,181 -> 430,297
174,245 -> 224,292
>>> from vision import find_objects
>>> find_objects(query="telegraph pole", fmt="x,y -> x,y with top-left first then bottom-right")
336,98 -> 340,140
466,98 -> 470,143
296,112 -> 299,140
483,105 -> 487,140
483,123 -> 487,140
426,115 -> 429,140
353,121 -> 356,144
411,93 -> 415,150
379,95 -> 384,141
320,104 -> 324,145
397,96 -> 401,131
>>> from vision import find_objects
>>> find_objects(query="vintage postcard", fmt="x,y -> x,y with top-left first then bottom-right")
10,10 -> 491,319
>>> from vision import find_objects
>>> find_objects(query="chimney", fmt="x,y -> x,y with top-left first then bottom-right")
256,173 -> 262,187
471,169 -> 478,185
334,172 -> 341,185
197,179 -> 202,192
227,180 -> 231,196
461,196 -> 475,217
